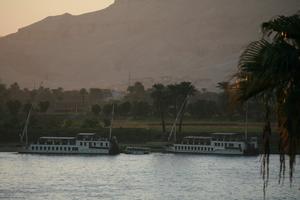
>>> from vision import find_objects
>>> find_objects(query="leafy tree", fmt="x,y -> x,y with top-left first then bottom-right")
118,101 -> 131,116
126,82 -> 146,101
131,101 -> 151,118
0,84 -> 7,117
102,118 -> 111,127
91,104 -> 101,116
52,87 -> 64,101
8,82 -> 24,101
81,118 -> 100,128
23,103 -> 32,113
0,83 -> 7,104
62,119 -> 74,128
229,13 -> 300,183
39,101 -> 50,113
6,100 -> 22,116
188,100 -> 217,119
103,104 -> 113,117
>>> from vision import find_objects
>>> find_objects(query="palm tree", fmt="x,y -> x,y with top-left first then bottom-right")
150,84 -> 169,133
177,82 -> 196,133
229,13 -> 300,183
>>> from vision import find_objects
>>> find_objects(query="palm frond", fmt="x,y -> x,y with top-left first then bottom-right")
262,14 -> 300,47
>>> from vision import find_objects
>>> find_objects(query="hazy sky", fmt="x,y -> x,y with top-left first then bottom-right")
0,0 -> 114,36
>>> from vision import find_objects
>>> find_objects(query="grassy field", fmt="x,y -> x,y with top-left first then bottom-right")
112,119 -> 275,135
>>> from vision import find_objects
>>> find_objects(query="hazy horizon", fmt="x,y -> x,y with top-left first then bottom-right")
0,0 -> 299,91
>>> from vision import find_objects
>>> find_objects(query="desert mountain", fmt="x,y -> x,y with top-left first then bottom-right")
0,0 -> 299,90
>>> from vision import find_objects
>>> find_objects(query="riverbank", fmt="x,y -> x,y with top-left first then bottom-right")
0,120 -> 284,153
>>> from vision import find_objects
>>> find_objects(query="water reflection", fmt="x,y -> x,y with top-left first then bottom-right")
0,153 -> 299,199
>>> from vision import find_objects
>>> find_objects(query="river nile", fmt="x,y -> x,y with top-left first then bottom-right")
0,153 -> 299,200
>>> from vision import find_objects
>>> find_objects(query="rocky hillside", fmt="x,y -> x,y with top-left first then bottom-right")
0,0 -> 299,90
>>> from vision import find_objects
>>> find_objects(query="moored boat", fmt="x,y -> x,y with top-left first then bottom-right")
166,133 -> 259,155
18,102 -> 119,155
18,133 -> 120,155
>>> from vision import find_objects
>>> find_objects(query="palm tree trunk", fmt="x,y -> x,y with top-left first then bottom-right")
160,109 -> 166,133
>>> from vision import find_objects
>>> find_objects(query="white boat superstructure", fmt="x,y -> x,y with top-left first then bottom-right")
167,133 -> 258,155
19,133 -> 116,155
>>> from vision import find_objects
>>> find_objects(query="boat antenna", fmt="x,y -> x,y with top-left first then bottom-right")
168,96 -> 189,142
109,103 -> 115,140
19,81 -> 43,146
167,81 -> 196,142
20,106 -> 32,146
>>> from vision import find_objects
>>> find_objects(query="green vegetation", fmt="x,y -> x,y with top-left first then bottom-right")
0,80 -> 267,145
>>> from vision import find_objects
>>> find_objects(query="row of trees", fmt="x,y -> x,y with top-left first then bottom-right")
0,82 -> 113,113
0,80 -> 266,129
4,100 -> 50,116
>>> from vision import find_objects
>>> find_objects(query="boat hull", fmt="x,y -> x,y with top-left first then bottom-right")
166,145 -> 258,156
18,146 -> 110,155
166,149 -> 244,155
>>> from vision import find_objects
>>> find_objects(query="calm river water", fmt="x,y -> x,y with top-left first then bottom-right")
0,153 -> 299,200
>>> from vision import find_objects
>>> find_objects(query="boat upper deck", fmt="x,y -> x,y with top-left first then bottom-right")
39,137 -> 75,140
76,133 -> 108,141
35,133 -> 109,145
181,133 -> 247,144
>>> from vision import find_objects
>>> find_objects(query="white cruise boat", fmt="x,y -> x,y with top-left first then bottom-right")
18,103 -> 119,155
166,133 -> 259,155
19,133 -> 120,155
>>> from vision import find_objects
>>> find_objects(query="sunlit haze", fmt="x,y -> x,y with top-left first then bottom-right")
0,0 -> 114,36
0,0 -> 299,90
